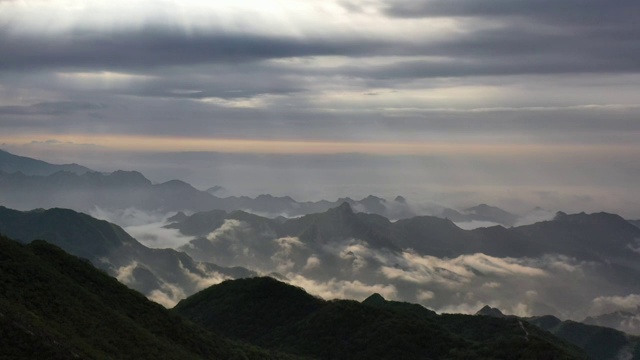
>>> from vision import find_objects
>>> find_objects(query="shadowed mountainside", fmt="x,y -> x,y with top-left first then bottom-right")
0,235 -> 293,359
527,315 -> 640,359
0,206 -> 255,306
174,277 -> 586,360
474,305 -> 640,359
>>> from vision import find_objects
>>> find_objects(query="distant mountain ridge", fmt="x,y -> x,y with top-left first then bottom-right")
0,150 -> 521,223
170,203 -> 640,262
166,203 -> 640,336
475,305 -> 640,359
0,148 -> 93,175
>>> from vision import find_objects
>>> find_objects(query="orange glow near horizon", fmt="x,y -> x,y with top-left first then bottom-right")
1,134 -> 638,157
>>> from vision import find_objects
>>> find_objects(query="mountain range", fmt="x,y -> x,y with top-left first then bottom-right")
7,232 -> 617,358
0,149 -> 528,225
2,198 -> 640,334
5,226 -> 640,359
164,202 -> 640,333
0,206 -> 255,306
168,202 -> 640,264
0,149 -> 93,176
2,149 -> 640,341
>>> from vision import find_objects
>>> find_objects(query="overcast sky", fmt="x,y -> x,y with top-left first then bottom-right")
1,0 -> 639,216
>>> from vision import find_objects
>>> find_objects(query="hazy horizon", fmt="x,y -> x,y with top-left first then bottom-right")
3,147 -> 639,219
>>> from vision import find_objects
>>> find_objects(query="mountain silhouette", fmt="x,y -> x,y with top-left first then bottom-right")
0,148 -> 93,176
0,235 -> 288,359
0,206 -> 255,305
174,277 -> 586,360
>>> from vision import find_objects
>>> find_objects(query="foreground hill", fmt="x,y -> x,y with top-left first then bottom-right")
174,277 -> 586,360
0,235 -> 290,359
0,206 -> 254,306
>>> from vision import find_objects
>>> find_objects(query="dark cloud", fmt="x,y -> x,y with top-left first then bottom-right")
381,0 -> 640,25
2,1 -> 639,79
0,26 -> 384,72
338,55 -> 640,80
0,101 -> 106,116
338,0 -> 640,79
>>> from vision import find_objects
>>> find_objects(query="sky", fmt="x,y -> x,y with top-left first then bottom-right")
1,0 -> 639,216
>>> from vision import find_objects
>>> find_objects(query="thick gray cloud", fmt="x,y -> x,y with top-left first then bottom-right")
1,0 -> 638,78
352,0 -> 640,78
0,26 -> 382,71
381,0 -> 640,24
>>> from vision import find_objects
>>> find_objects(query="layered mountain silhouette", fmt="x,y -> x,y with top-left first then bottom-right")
3,149 -> 640,340
170,203 -> 640,262
0,234 -> 601,359
0,235 -> 289,359
0,170 -> 219,213
166,203 -> 640,336
0,148 -> 93,176
3,197 -> 638,319
0,206 -> 255,306
0,149 -> 520,223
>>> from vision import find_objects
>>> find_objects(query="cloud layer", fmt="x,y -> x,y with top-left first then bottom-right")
170,217 -> 640,320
